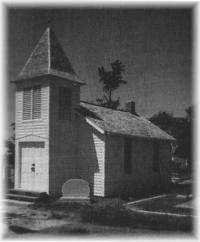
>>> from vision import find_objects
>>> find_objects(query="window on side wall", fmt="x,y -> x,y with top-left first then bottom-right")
23,86 -> 41,120
153,141 -> 159,172
58,87 -> 72,120
124,137 -> 132,174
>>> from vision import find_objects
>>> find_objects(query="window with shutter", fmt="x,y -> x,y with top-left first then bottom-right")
23,88 -> 32,120
58,87 -> 71,120
32,86 -> 41,119
23,86 -> 41,120
124,137 -> 132,174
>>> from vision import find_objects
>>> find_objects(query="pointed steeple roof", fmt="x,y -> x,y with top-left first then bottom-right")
15,27 -> 84,85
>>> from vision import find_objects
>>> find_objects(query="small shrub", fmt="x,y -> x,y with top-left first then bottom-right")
30,193 -> 61,209
35,193 -> 53,203
81,198 -> 132,227
68,227 -> 89,234
8,225 -> 36,234
92,197 -> 124,208
50,211 -> 63,219
51,225 -> 89,234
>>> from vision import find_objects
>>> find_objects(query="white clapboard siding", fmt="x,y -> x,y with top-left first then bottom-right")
93,132 -> 105,196
76,115 -> 105,197
15,84 -> 50,193
15,86 -> 49,138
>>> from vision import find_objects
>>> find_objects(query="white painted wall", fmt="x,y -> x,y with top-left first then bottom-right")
15,80 -> 50,193
14,78 -> 171,197
76,116 -> 105,196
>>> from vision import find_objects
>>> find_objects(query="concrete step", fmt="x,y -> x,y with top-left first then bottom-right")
6,193 -> 39,202
8,189 -> 43,197
4,199 -> 33,205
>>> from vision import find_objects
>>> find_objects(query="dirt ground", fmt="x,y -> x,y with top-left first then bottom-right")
4,203 -> 157,238
3,195 -> 194,238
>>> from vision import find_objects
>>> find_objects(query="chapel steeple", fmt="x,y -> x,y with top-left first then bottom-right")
15,27 -> 84,85
14,27 -> 83,194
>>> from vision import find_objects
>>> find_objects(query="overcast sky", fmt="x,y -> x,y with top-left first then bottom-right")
6,7 -> 192,134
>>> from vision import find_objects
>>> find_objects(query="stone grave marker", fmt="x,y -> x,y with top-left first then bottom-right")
61,179 -> 90,200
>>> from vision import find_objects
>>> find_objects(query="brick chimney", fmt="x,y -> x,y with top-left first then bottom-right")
125,101 -> 136,115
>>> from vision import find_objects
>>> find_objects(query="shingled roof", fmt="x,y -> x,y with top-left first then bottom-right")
78,102 -> 175,141
14,27 -> 84,85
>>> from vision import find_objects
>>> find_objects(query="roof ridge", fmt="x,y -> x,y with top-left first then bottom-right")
80,100 -> 133,113
79,101 -> 175,141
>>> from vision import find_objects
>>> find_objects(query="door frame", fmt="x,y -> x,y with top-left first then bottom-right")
18,141 -> 45,190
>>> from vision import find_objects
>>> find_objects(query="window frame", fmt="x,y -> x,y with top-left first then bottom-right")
23,87 -> 32,121
22,86 -> 41,121
32,86 -> 41,120
153,140 -> 160,172
58,86 -> 72,121
124,137 -> 132,174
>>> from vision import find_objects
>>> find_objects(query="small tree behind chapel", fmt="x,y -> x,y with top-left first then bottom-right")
96,60 -> 127,109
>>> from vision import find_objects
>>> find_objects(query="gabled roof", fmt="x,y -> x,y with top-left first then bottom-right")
14,27 -> 84,85
78,101 -> 175,141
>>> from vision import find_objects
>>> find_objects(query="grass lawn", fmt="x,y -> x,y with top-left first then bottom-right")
4,195 -> 193,237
